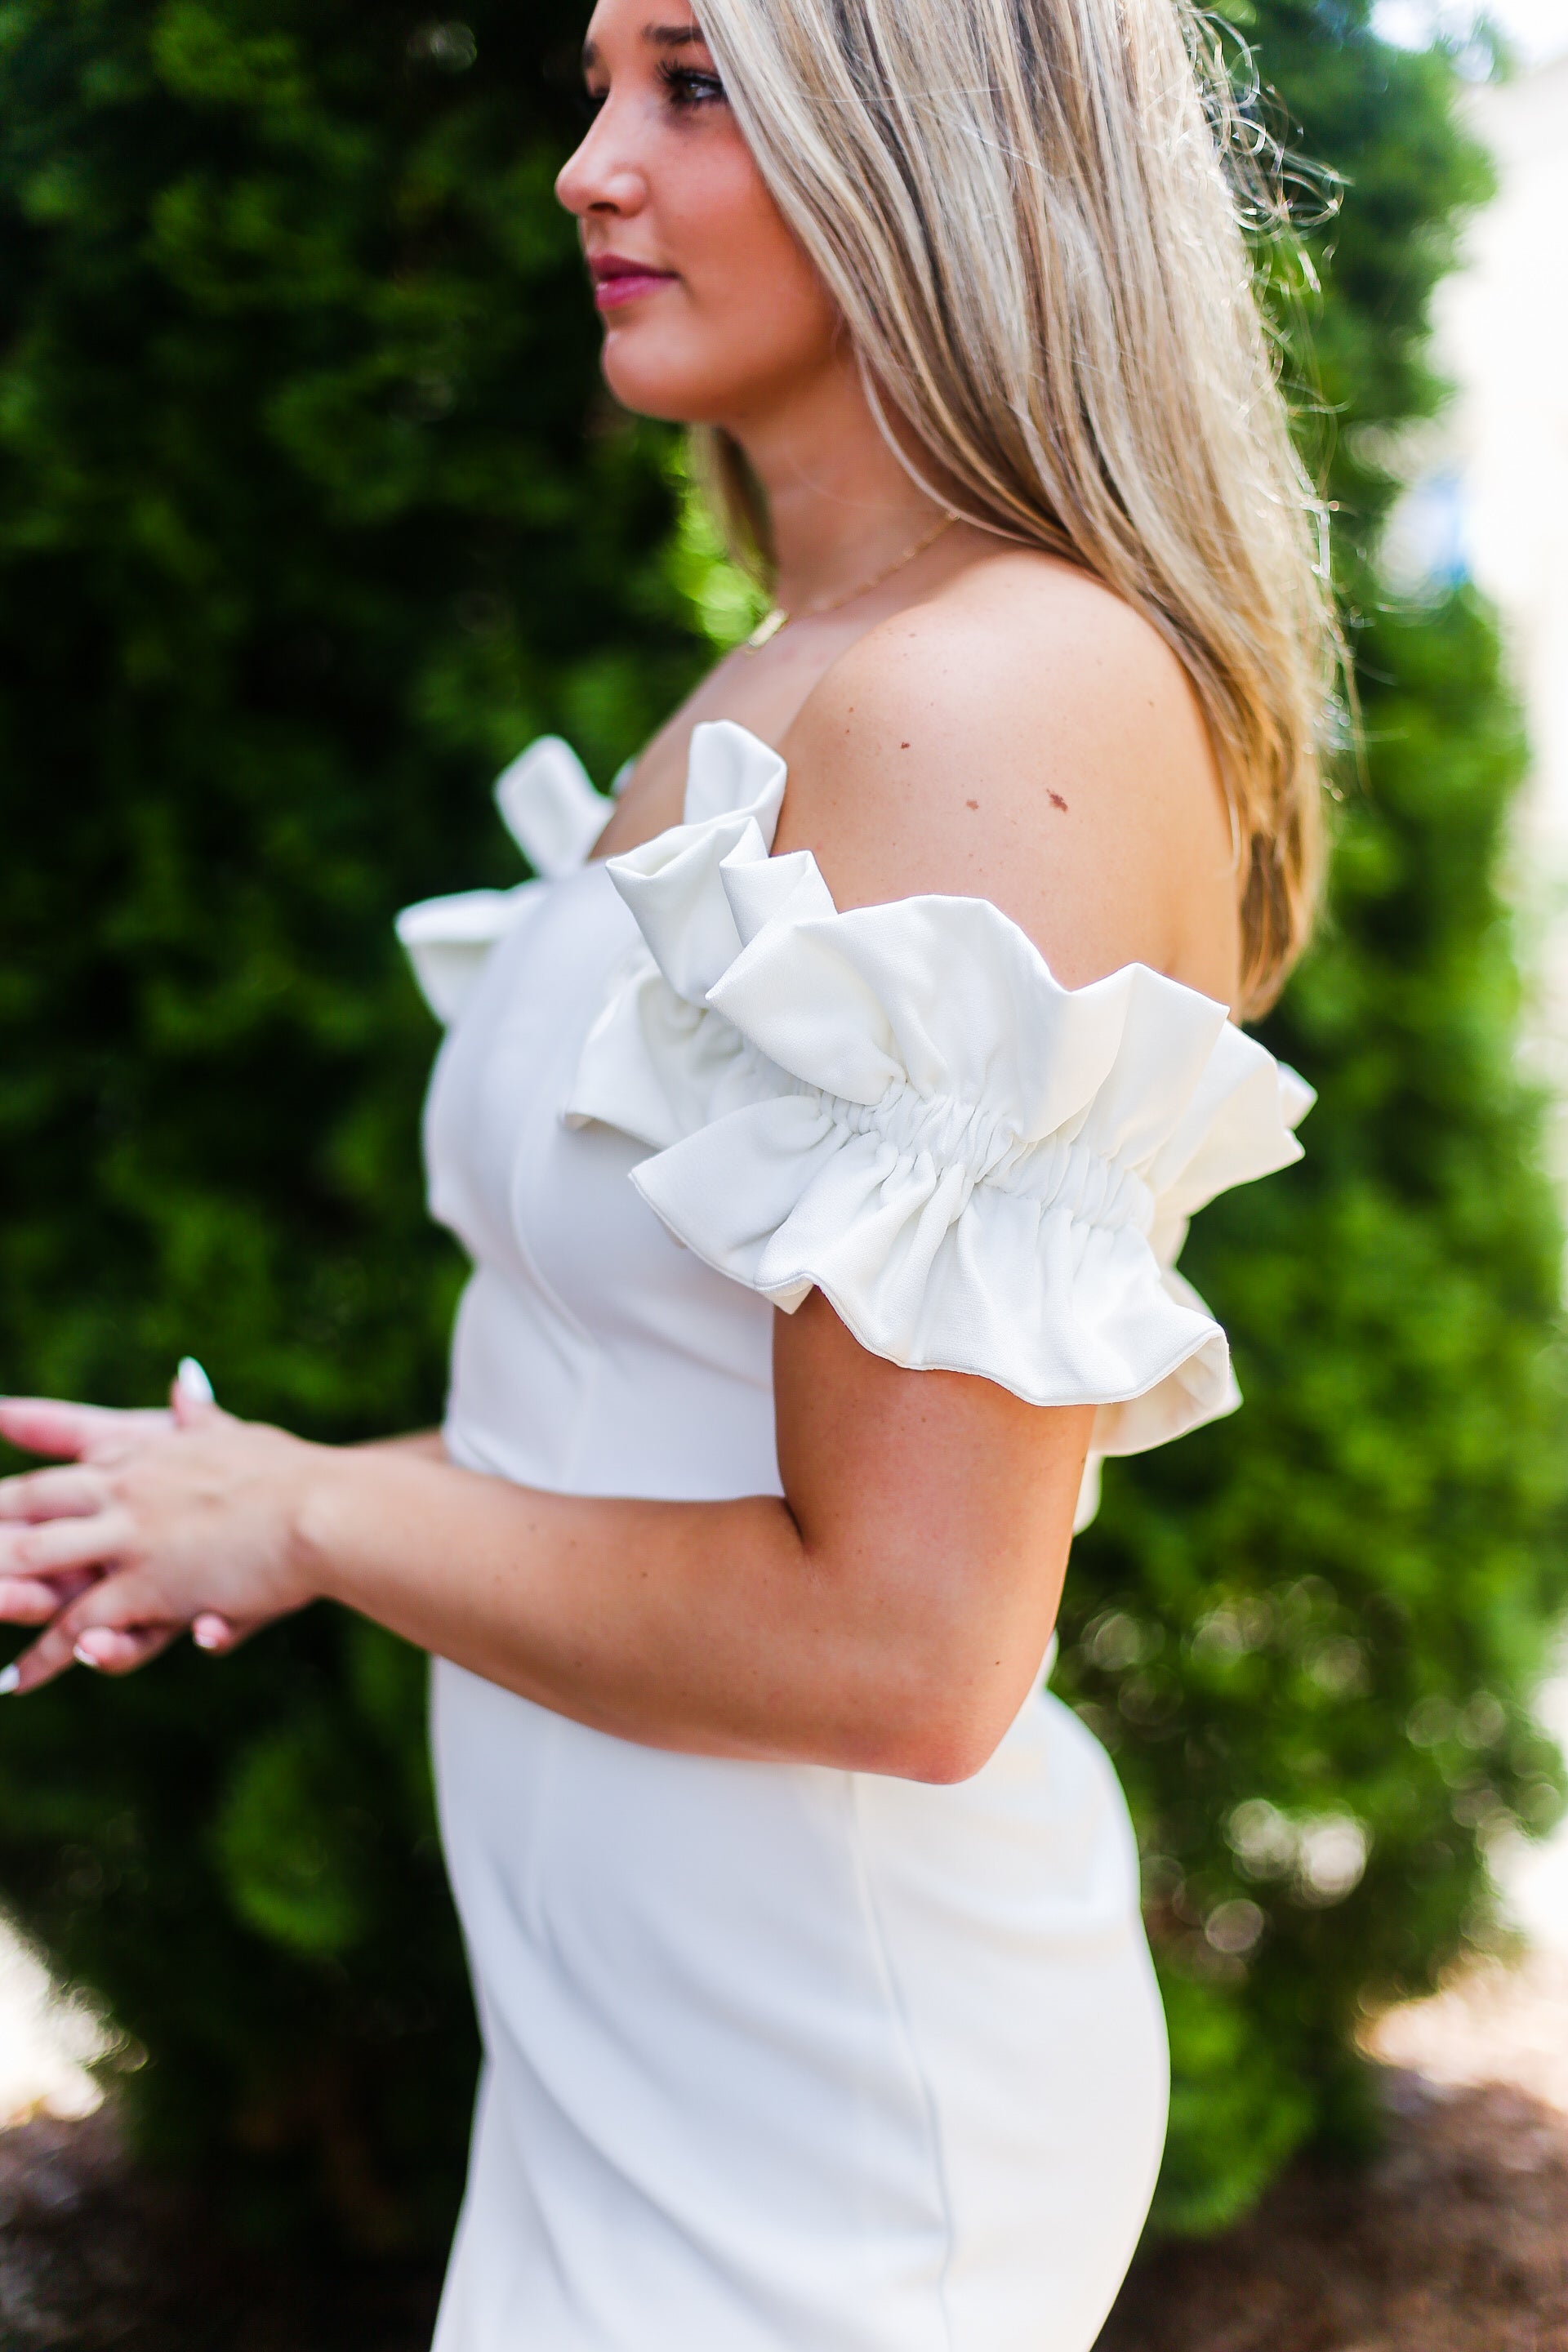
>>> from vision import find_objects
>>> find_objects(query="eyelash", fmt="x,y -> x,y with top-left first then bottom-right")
580,63 -> 726,118
657,60 -> 726,109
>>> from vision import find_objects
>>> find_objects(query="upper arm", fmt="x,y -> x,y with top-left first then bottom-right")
773,1290 -> 1093,1780
773,555 -> 1241,1005
763,563 -> 1239,1775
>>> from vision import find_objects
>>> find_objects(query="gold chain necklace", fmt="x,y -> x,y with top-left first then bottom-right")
742,512 -> 955,654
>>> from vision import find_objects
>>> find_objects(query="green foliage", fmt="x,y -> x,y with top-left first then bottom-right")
1050,0 -> 1568,2231
0,0 -> 1561,2264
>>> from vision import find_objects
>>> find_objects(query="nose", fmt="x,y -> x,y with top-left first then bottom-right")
555,96 -> 648,220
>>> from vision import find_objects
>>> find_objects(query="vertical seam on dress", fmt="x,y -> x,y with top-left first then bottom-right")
494,879 -> 617,1495
844,1773 -> 960,2352
522,1707 -> 565,1944
557,1317 -> 603,1498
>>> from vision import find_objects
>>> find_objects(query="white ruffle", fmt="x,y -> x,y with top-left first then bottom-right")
396,737 -> 611,1022
564,724 -> 790,1143
395,880 -> 545,1026
568,720 -> 1312,1459
493,736 -> 612,878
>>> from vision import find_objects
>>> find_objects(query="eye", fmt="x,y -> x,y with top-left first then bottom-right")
657,60 -> 726,110
577,80 -> 608,122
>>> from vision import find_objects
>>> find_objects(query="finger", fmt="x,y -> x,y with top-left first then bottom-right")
0,1525 -> 74,1578
3,1510 -> 135,1580
73,1624 -> 180,1677
0,1514 -> 100,1570
3,1615 -> 99,1695
4,1569 -> 167,1694
171,1381 -> 226,1434
0,1466 -> 108,1522
0,1577 -> 86,1625
0,1561 -> 101,1622
0,1399 -> 172,1462
191,1612 -> 271,1655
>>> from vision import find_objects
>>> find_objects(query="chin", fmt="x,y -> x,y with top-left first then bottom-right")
599,314 -> 783,430
599,345 -> 722,426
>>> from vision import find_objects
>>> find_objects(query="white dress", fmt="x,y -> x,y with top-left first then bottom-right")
398,722 -> 1312,2352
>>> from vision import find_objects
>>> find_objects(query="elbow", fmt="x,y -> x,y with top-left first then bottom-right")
869,1598 -> 1062,1782
855,1677 -> 1020,1786
808,1560 -> 1063,1784
898,1722 -> 1005,1786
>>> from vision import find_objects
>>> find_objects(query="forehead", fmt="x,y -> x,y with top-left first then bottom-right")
581,1 -> 709,65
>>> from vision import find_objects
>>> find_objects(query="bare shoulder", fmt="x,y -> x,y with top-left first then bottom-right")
773,549 -> 1241,1003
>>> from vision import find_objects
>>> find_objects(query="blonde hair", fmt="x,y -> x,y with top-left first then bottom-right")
691,0 -> 1339,1015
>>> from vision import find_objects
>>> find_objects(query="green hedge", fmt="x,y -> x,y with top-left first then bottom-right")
0,0 -> 1562,2252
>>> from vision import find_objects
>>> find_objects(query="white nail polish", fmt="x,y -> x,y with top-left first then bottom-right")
176,1357 -> 216,1405
192,1621 -> 221,1651
0,1664 -> 19,1695
72,1642 -> 101,1670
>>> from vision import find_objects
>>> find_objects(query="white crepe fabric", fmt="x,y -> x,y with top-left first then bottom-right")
403,720 -> 1311,2352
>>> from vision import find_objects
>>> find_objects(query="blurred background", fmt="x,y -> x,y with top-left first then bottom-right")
1,2 -> 1567,2345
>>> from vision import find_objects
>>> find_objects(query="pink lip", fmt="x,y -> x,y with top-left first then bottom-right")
589,253 -> 678,310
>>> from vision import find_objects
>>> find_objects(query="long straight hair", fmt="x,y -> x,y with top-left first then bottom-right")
692,0 -> 1339,1015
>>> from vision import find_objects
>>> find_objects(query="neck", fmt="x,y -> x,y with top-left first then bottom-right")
724,345 -> 949,614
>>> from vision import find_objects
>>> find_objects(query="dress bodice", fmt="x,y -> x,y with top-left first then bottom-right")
403,722 -> 1311,1519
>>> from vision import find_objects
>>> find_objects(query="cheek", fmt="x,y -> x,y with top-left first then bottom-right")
601,133 -> 839,421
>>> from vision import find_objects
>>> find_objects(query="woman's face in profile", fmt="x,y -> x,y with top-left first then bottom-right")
555,0 -> 840,428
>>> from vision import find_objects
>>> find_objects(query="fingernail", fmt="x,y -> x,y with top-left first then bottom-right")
191,1619 -> 223,1651
0,1664 -> 19,1695
72,1641 -> 102,1670
176,1357 -> 216,1404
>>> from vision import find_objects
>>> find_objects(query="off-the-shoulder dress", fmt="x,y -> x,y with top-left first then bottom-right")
399,721 -> 1310,2352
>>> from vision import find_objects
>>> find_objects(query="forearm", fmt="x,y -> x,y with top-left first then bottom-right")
352,1428 -> 448,1461
300,1296 -> 1084,1779
297,1449 -> 957,1774
0,1310 -> 1084,1776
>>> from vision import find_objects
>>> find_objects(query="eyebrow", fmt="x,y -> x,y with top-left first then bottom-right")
581,22 -> 706,69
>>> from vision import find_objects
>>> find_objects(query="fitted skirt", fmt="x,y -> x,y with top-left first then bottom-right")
430,1657 -> 1168,2352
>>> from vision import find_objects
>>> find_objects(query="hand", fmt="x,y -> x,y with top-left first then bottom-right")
0,1383 -> 328,1693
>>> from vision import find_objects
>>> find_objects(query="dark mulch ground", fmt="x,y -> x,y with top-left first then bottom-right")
3,2067 -> 1566,2349
0,2112 -> 440,2351
1098,2069 -> 1568,2352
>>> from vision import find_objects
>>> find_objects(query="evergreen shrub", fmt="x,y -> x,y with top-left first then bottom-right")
0,0 -> 1562,2253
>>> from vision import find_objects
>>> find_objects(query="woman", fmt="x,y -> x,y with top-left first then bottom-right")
0,0 -> 1334,2342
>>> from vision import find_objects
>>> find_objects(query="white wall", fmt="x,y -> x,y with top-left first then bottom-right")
1434,43 -> 1568,1947
1377,43 -> 1568,1137
1438,55 -> 1568,873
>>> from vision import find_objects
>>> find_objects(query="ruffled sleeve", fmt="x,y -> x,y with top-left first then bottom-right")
396,736 -> 611,1022
568,721 -> 1311,1478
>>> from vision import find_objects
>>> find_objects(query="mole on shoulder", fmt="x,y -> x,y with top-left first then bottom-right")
1048,791 -> 1069,813
964,799 -> 979,811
